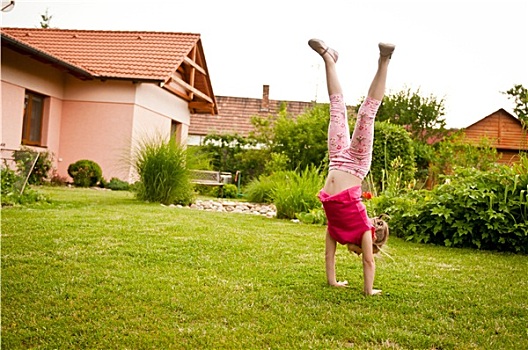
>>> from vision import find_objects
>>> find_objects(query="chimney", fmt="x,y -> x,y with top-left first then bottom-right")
261,84 -> 270,111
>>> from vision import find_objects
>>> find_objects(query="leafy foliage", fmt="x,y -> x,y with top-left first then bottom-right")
267,104 -> 329,171
13,147 -> 53,185
373,157 -> 528,253
370,121 -> 416,190
375,87 -> 447,142
67,159 -> 102,187
411,139 -> 435,183
199,133 -> 268,185
105,177 -> 130,191
503,84 -> 528,129
234,148 -> 269,184
271,165 -> 324,220
39,8 -> 53,28
244,172 -> 289,204
201,133 -> 255,172
132,136 -> 194,205
427,131 -> 499,187
212,184 -> 238,199
1,166 -> 49,206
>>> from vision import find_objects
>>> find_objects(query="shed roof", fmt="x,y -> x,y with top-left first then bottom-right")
463,108 -> 527,151
1,27 -> 217,114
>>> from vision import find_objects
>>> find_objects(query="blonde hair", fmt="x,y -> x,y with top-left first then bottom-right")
371,214 -> 390,254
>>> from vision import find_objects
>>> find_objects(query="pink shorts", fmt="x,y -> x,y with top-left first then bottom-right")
318,185 -> 375,246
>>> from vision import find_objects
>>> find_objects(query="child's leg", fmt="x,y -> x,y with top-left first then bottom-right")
308,39 -> 351,160
345,43 -> 394,178
346,98 -> 380,178
328,94 -> 350,160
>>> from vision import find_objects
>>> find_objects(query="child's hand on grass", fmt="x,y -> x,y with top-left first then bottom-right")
369,289 -> 382,295
330,280 -> 349,287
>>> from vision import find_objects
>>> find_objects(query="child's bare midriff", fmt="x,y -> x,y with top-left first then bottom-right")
323,169 -> 362,195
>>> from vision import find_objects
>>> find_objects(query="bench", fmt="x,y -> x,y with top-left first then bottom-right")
190,170 -> 232,196
190,170 -> 225,186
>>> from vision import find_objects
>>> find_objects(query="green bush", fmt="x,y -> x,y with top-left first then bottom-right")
213,184 -> 238,199
272,165 -> 324,220
132,135 -> 194,205
268,104 -> 329,172
48,170 -> 69,186
1,166 -> 49,206
295,208 -> 327,225
370,121 -> 416,190
428,132 -> 499,187
412,140 -> 435,184
196,134 -> 269,185
264,152 -> 290,175
244,171 -> 290,204
373,158 -> 528,254
234,148 -> 269,185
67,160 -> 102,187
14,147 -> 53,185
105,177 -> 130,191
192,184 -> 216,197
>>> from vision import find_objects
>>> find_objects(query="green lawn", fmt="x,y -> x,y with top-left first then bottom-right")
2,187 -> 527,349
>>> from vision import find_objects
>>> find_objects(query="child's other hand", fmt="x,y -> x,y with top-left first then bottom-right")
330,280 -> 349,287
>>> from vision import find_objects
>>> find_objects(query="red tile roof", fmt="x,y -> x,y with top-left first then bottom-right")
189,95 -> 316,137
1,27 -> 217,113
1,27 -> 199,80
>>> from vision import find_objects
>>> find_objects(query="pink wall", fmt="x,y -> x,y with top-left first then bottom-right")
59,100 -> 135,181
1,81 -> 26,149
2,47 -> 193,183
1,48 -> 65,169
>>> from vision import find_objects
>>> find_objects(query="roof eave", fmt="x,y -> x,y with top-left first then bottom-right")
1,33 -> 95,80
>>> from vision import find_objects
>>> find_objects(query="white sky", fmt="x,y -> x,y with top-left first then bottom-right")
2,0 -> 527,128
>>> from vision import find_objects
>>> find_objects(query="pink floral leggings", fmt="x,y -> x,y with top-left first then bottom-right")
327,94 -> 381,180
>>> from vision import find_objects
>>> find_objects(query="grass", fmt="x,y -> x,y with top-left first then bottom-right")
2,187 -> 527,349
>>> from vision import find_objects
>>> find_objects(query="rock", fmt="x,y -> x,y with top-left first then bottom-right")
164,199 -> 278,218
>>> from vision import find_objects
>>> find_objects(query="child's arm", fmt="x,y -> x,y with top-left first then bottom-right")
361,231 -> 381,295
325,231 -> 348,287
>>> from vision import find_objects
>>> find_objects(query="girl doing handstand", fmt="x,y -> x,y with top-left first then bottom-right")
308,38 -> 394,295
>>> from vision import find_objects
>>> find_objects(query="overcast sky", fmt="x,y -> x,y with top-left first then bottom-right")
2,0 -> 527,128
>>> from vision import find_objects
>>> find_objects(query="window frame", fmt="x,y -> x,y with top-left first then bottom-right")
22,90 -> 46,147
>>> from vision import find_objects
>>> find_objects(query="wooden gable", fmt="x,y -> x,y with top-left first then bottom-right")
463,109 -> 527,164
1,28 -> 217,114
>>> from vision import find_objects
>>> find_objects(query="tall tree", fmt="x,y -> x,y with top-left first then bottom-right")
374,87 -> 447,143
503,84 -> 528,129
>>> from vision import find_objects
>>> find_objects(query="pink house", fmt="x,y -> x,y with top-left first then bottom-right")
1,27 -> 217,182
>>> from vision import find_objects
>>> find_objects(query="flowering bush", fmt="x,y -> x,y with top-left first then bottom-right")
373,158 -> 528,254
362,191 -> 373,200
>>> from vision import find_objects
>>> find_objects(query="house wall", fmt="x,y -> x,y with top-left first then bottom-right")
59,77 -> 137,181
1,48 -> 65,164
126,83 -> 191,181
2,48 -> 192,183
60,79 -> 191,182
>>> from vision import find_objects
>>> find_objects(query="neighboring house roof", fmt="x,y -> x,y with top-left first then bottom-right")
1,27 -> 217,114
463,108 -> 527,151
189,85 -> 316,137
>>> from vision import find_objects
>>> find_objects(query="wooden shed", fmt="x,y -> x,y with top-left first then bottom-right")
463,109 -> 527,164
